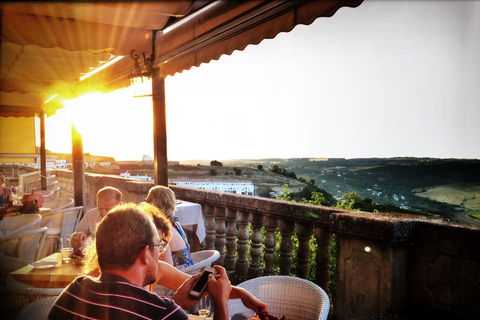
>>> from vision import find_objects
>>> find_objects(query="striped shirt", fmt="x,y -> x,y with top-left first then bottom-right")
48,273 -> 189,320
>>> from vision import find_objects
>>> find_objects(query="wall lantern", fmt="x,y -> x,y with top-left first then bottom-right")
128,50 -> 154,97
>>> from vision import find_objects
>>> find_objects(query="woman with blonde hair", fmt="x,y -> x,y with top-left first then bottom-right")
146,186 -> 194,267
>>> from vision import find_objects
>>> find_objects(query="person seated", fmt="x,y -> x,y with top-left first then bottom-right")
70,186 -> 122,249
0,174 -> 12,206
146,185 -> 193,267
82,203 -> 267,315
49,203 -> 232,319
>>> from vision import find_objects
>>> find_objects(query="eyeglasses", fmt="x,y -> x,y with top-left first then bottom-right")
136,240 -> 168,254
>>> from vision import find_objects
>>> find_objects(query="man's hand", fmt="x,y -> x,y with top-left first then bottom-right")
171,273 -> 202,310
208,266 -> 232,320
70,232 -> 87,249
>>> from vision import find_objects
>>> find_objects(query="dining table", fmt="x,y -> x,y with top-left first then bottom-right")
7,252 -> 88,288
176,200 -> 206,252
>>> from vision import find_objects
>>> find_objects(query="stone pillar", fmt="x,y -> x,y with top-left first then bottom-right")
296,221 -> 314,279
235,209 -> 250,282
214,206 -> 226,265
224,207 -> 237,272
278,218 -> 295,275
314,224 -> 332,295
331,211 -> 412,320
263,215 -> 278,276
204,204 -> 216,250
248,212 -> 263,279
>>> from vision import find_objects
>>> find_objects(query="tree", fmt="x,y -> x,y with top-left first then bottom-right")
209,169 -> 217,176
257,165 -> 263,170
233,167 -> 242,175
342,191 -> 363,203
210,160 -> 223,166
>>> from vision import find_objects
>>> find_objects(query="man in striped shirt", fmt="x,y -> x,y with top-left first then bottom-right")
49,203 -> 232,319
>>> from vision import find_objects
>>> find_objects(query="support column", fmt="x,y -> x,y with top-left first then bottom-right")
71,122 -> 85,208
39,110 -> 47,190
152,76 -> 168,186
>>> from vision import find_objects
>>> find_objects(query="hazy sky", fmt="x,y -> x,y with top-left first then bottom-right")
42,0 -> 480,161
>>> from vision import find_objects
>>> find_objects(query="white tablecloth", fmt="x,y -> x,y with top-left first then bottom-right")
175,200 -> 205,243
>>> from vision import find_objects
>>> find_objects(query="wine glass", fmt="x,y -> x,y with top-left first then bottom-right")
198,296 -> 212,319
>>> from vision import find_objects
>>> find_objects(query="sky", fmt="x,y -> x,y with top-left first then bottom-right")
40,0 -> 480,161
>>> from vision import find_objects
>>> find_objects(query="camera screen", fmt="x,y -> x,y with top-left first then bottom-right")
192,269 -> 213,292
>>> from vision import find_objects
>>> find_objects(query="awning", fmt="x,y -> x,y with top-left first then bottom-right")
1,1 -> 196,116
154,0 -> 363,78
1,0 -> 362,115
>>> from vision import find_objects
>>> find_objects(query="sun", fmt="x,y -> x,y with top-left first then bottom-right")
44,87 -> 153,161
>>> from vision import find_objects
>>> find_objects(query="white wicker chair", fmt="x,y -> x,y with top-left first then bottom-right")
34,190 -> 54,202
228,276 -> 330,320
0,227 -> 48,262
43,198 -> 74,213
39,206 -> 83,251
176,250 -> 220,275
0,214 -> 42,238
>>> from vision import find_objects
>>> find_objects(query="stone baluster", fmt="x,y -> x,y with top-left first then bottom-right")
248,212 -> 264,279
224,207 -> 237,273
314,224 -> 332,294
278,218 -> 295,275
263,215 -> 278,276
214,206 -> 226,265
204,204 -> 216,250
235,209 -> 250,282
295,221 -> 314,279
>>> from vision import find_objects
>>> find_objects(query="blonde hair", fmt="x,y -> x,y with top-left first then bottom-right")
146,186 -> 176,217
140,203 -> 172,245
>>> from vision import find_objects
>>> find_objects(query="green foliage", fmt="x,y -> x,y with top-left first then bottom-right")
275,184 -> 294,202
257,165 -> 263,170
209,169 -> 217,176
210,160 -> 223,166
233,167 -> 242,176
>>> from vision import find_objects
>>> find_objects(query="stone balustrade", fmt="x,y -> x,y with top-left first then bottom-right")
15,166 -> 480,319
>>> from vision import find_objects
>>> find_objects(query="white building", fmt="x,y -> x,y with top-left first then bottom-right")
120,172 -> 153,181
171,179 -> 255,195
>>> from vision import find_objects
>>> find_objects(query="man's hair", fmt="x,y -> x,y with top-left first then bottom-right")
95,203 -> 153,271
140,203 -> 172,244
97,186 -> 122,203
146,186 -> 176,217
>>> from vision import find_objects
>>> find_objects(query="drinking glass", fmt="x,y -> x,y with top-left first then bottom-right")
198,296 -> 212,319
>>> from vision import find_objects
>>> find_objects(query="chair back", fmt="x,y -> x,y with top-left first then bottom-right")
0,227 -> 48,262
0,287 -> 63,319
60,206 -> 83,244
43,198 -> 74,213
0,214 -> 42,237
35,190 -> 54,202
176,250 -> 220,275
228,276 -> 330,320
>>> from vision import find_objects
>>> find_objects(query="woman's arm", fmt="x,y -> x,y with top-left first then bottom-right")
155,260 -> 189,290
159,245 -> 174,265
229,286 -> 267,314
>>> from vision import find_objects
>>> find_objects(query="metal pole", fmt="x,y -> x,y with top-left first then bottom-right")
152,76 -> 168,186
39,110 -> 47,190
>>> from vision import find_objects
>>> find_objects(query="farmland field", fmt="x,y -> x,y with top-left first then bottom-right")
415,183 -> 480,211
